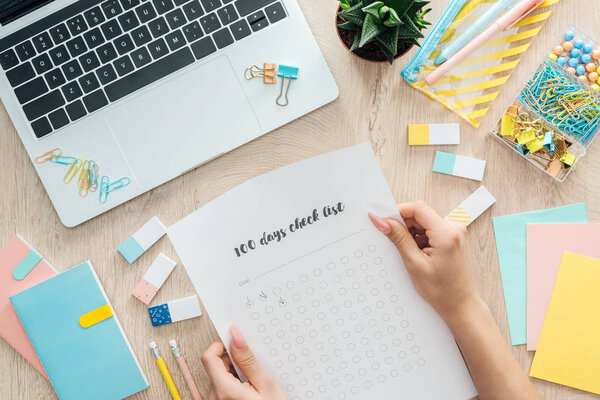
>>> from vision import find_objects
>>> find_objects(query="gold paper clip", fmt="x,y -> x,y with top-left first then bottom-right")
244,63 -> 277,83
63,159 -> 83,183
35,148 -> 62,164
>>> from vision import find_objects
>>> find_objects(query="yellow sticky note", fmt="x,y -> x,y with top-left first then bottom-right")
530,252 -> 600,395
500,114 -> 514,136
79,303 -> 114,328
408,125 -> 429,145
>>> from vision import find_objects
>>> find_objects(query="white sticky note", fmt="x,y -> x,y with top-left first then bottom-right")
133,217 -> 167,250
148,295 -> 202,327
144,254 -> 176,288
433,151 -> 486,181
446,186 -> 496,226
409,124 -> 460,145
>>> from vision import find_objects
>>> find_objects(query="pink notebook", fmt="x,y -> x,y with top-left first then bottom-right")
526,223 -> 600,351
0,235 -> 57,379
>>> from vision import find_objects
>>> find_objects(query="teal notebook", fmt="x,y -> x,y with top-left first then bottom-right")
10,261 -> 148,400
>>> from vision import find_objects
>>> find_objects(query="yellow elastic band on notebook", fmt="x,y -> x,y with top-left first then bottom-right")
79,304 -> 114,328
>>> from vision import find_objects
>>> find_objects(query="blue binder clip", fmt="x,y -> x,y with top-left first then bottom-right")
276,65 -> 299,107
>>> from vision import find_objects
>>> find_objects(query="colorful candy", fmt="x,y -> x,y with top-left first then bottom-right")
567,67 -> 576,75
553,45 -> 564,55
578,75 -> 588,82
568,58 -> 579,68
589,72 -> 599,82
584,44 -> 594,54
592,84 -> 600,92
581,54 -> 592,64
576,64 -> 586,75
593,49 -> 600,60
574,40 -> 584,49
586,62 -> 597,72
563,41 -> 574,51
565,31 -> 575,41
548,53 -> 558,61
571,49 -> 581,58
557,57 -> 567,66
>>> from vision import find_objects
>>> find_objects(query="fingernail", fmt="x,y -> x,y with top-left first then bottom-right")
230,325 -> 247,349
368,213 -> 392,235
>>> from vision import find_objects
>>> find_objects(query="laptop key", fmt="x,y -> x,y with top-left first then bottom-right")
23,90 -> 65,121
234,0 -> 276,17
183,0 -> 204,21
135,2 -> 157,23
118,11 -> 140,31
174,0 -> 189,5
248,11 -> 268,32
101,19 -> 123,40
62,60 -> 84,80
83,89 -> 109,113
6,62 -> 35,87
165,30 -> 186,51
49,23 -> 71,44
66,37 -> 87,58
15,77 -> 48,104
79,72 -> 101,93
48,108 -> 70,130
102,0 -> 124,19
105,47 -> 194,102
16,41 -> 36,62
182,21 -> 203,42
190,36 -> 216,59
148,17 -> 169,38
32,32 -> 53,53
83,28 -> 105,49
0,49 -> 19,70
212,28 -> 233,49
97,64 -> 118,84
165,9 -> 186,30
97,42 -> 118,63
66,15 -> 88,36
44,68 -> 66,89
120,0 -> 141,10
230,19 -> 250,40
66,100 -> 87,121
84,6 -> 106,27
131,25 -> 152,46
265,2 -> 285,23
130,47 -> 152,67
79,51 -> 101,72
113,55 -> 135,75
32,53 -> 53,74
200,0 -> 221,12
62,81 -> 83,102
148,38 -> 169,59
152,0 -> 175,14
217,4 -> 238,25
31,117 -> 53,138
115,34 -> 135,55
200,13 -> 220,34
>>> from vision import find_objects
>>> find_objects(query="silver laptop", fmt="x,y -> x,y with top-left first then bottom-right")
0,0 -> 338,227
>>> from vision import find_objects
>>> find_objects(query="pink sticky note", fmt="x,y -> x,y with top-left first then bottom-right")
0,235 -> 57,379
526,223 -> 600,351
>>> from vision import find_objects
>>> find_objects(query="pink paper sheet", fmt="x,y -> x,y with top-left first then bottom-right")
0,235 -> 57,379
526,223 -> 600,351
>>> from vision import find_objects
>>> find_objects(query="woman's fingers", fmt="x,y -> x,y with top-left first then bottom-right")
229,325 -> 277,393
398,201 -> 445,230
201,341 -> 239,390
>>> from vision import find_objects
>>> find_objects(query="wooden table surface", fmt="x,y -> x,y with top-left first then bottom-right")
1,0 -> 599,399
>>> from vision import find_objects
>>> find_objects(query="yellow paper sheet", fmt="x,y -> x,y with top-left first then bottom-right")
529,252 -> 600,395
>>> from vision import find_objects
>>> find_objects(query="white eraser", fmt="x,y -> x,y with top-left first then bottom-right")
132,253 -> 177,305
169,296 -> 202,322
446,186 -> 496,226
133,217 -> 167,250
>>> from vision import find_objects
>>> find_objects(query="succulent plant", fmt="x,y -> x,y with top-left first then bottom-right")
338,0 -> 431,63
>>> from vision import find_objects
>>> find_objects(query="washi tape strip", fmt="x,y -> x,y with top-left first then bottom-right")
148,295 -> 202,327
118,217 -> 167,264
132,253 -> 177,305
12,250 -> 43,280
409,124 -> 460,145
446,186 -> 496,226
433,151 -> 487,181
79,304 -> 114,328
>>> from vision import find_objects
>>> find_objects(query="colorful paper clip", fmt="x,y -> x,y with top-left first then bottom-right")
63,159 -> 83,183
88,161 -> 99,192
35,148 -> 62,164
276,65 -> 299,107
99,175 -> 131,204
244,63 -> 276,83
50,155 -> 76,165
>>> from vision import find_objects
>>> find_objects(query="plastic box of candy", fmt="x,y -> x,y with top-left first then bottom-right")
490,58 -> 600,182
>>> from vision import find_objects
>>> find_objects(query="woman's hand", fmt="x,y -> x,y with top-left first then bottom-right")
202,325 -> 287,400
368,200 -> 478,324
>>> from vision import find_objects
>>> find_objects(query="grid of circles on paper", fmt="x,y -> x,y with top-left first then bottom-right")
245,243 -> 426,400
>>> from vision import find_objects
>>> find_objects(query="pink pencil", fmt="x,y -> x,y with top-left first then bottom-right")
425,0 -> 545,85
169,339 -> 203,400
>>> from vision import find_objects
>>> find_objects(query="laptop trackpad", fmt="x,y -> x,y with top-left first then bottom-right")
105,55 -> 261,187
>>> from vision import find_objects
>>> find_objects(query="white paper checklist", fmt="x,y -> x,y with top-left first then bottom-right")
168,143 -> 476,400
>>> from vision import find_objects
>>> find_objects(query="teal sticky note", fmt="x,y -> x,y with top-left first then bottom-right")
492,203 -> 588,345
432,151 -> 456,175
10,262 -> 148,399
12,250 -> 43,280
118,237 -> 145,264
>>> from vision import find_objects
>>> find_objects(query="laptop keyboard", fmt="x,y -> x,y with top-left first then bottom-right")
0,0 -> 287,138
